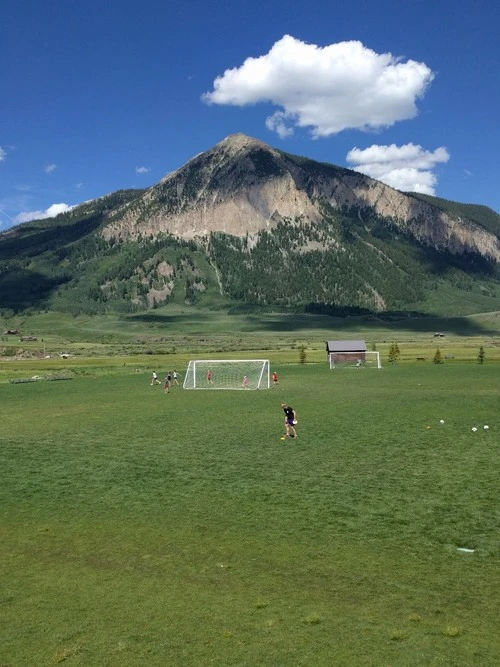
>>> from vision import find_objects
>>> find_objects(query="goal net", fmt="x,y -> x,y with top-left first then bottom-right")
329,351 -> 381,369
183,359 -> 270,389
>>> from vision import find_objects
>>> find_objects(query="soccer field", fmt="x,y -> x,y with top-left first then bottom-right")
1,362 -> 499,665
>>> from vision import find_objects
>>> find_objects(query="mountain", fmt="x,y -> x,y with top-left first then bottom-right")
103,134 -> 500,261
1,134 -> 500,317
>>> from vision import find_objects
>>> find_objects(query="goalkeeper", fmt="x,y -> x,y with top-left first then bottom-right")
281,403 -> 298,438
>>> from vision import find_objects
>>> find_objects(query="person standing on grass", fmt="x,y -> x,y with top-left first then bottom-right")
164,373 -> 171,394
151,371 -> 161,386
172,369 -> 180,386
272,371 -> 279,386
281,403 -> 298,438
206,368 -> 213,385
242,375 -> 249,388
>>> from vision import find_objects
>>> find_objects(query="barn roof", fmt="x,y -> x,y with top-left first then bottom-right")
326,340 -> 367,352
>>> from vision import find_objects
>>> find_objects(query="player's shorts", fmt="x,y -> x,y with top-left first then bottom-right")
286,418 -> 294,425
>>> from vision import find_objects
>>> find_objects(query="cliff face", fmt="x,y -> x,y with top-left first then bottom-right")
102,133 -> 500,262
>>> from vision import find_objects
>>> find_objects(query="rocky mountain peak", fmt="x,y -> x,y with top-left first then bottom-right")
101,134 -> 500,263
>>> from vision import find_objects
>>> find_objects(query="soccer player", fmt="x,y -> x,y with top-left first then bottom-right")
206,369 -> 213,384
164,373 -> 171,393
281,403 -> 298,438
172,370 -> 180,386
272,371 -> 279,386
242,375 -> 249,388
151,371 -> 161,385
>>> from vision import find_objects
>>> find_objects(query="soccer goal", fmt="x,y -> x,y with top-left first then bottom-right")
183,359 -> 270,389
329,351 -> 381,369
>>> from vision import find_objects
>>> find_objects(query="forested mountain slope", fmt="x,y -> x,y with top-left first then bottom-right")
1,136 -> 500,317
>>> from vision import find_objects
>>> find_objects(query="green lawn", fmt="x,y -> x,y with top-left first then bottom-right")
1,362 -> 499,665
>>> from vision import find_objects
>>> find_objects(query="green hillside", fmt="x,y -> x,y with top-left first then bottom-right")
209,206 -> 500,315
0,190 -> 225,315
2,186 -> 500,319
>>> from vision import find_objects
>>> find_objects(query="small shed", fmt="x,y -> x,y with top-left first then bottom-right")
326,340 -> 367,362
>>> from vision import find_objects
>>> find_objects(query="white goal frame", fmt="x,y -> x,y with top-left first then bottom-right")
183,359 -> 270,390
329,351 -> 381,369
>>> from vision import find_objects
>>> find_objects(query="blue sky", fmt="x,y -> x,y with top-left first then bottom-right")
1,0 -> 499,229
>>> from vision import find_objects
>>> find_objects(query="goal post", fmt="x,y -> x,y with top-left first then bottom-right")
183,359 -> 271,389
329,351 -> 381,369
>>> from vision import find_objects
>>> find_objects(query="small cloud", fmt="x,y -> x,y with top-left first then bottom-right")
15,202 -> 74,224
44,163 -> 57,174
345,143 -> 449,195
203,35 -> 434,138
135,166 -> 151,174
463,169 -> 473,178
265,112 -> 294,138
75,182 -> 84,189
0,147 -> 6,161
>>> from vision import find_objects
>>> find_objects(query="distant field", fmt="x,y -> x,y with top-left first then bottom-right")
1,360 -> 499,665
1,307 -> 500,364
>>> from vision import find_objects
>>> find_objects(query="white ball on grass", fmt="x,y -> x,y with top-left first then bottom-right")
439,419 -> 445,424
472,427 -> 478,432
484,425 -> 489,430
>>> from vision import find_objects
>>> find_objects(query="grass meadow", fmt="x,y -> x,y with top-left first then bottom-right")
1,359 -> 499,665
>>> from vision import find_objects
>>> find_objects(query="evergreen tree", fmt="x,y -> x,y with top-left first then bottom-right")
299,345 -> 307,364
478,346 -> 485,364
433,348 -> 443,364
388,342 -> 400,364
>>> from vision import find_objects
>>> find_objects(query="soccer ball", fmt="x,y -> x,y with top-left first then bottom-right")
439,419 -> 445,424
484,425 -> 489,430
292,420 -> 298,425
280,436 -> 286,440
472,427 -> 477,432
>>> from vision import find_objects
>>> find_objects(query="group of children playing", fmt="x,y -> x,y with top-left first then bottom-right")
151,370 -> 180,393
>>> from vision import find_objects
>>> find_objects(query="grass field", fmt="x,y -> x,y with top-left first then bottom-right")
1,359 -> 499,665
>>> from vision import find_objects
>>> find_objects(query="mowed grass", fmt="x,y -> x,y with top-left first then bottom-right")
1,363 -> 499,665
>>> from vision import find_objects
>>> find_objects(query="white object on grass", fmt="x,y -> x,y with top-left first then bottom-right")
484,425 -> 489,430
183,359 -> 270,390
472,427 -> 477,432
439,419 -> 445,424
457,547 -> 475,553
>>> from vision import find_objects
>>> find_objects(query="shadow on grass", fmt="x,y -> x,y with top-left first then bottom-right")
125,310 -> 498,336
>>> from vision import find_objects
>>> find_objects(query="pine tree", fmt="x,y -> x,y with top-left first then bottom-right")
433,348 -> 443,364
388,342 -> 400,364
478,346 -> 485,364
299,345 -> 307,364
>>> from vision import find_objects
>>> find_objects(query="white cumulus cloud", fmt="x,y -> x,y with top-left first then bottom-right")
44,163 -> 57,173
345,143 -> 450,194
203,35 -> 434,138
135,166 -> 151,174
15,202 -> 75,224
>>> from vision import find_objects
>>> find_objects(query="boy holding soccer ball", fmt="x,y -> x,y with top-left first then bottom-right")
281,403 -> 298,438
